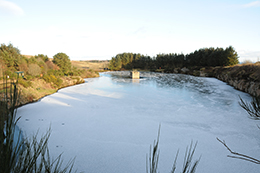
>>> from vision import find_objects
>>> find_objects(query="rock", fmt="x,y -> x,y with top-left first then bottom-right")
181,67 -> 189,73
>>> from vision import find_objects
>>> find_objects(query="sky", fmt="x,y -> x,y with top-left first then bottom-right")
0,0 -> 260,62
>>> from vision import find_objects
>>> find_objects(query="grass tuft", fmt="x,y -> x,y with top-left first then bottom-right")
147,125 -> 200,173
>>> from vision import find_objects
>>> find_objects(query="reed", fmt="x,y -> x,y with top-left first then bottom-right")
146,125 -> 200,173
0,76 -> 75,173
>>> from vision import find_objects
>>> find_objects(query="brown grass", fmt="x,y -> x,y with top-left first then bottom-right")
211,62 -> 260,82
22,55 -> 34,58
71,60 -> 109,71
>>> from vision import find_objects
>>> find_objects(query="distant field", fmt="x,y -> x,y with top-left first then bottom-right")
22,55 -> 34,58
71,60 -> 110,71
21,55 -> 110,71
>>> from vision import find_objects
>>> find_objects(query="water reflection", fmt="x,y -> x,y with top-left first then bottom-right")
102,71 -> 242,108
107,71 -> 142,84
106,71 -> 214,94
132,79 -> 140,83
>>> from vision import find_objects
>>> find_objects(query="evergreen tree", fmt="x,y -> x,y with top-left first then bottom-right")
0,43 -> 21,71
225,46 -> 239,66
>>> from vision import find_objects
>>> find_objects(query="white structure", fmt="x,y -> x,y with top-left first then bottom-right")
130,71 -> 140,79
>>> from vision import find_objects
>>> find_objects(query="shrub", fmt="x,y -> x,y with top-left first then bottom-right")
35,54 -> 49,62
18,79 -> 32,88
46,61 -> 60,71
27,64 -> 41,76
43,74 -> 63,88
43,75 -> 51,83
18,59 -> 28,73
54,77 -> 63,87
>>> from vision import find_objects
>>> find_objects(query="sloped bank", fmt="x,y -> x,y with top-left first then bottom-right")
211,65 -> 260,97
17,76 -> 86,106
172,64 -> 260,97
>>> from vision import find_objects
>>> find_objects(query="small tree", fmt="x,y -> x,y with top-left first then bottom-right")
35,54 -> 49,62
224,46 -> 239,66
27,64 -> 41,76
0,43 -> 21,71
53,53 -> 72,75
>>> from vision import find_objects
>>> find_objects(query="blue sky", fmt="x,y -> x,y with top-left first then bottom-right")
0,0 -> 260,62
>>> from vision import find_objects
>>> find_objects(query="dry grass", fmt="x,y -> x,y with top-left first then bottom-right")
14,76 -> 85,106
22,55 -> 34,58
212,62 -> 260,82
21,55 -> 110,71
71,60 -> 109,71
18,79 -> 57,104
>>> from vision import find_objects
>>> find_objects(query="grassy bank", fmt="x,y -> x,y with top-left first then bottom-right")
0,73 -> 99,107
17,76 -> 83,106
20,75 -> 100,106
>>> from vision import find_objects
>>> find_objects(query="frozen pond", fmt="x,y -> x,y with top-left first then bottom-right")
17,71 -> 260,173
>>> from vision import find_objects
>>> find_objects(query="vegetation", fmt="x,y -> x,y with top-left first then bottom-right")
239,95 -> 260,120
71,60 -> 109,72
218,95 -> 260,164
108,46 -> 239,71
53,53 -> 72,75
147,126 -> 200,173
212,62 -> 260,82
0,43 -> 99,80
0,43 -> 99,106
0,77 -> 75,172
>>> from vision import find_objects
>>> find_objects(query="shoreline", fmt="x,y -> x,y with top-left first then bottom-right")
16,65 -> 260,108
149,64 -> 260,97
15,76 -> 97,108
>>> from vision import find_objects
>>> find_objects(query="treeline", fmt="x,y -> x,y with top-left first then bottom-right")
109,46 -> 239,71
0,44 -> 97,87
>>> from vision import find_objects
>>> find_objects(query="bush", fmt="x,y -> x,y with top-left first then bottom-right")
43,74 -> 63,88
54,77 -> 63,87
24,75 -> 33,80
18,79 -> 32,88
46,61 -> 60,71
27,64 -> 41,76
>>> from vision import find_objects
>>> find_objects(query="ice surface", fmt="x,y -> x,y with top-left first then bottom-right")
17,72 -> 260,173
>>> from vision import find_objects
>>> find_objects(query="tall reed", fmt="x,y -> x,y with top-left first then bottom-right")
146,125 -> 200,173
0,76 -> 75,173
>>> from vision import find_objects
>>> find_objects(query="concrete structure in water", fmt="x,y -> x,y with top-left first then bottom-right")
130,71 -> 140,79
